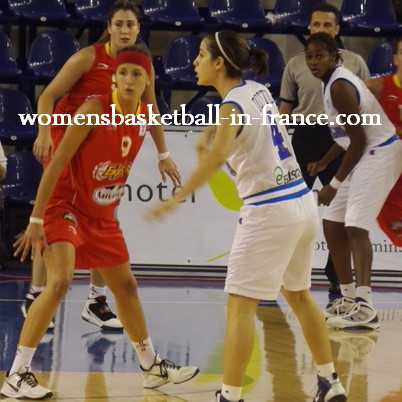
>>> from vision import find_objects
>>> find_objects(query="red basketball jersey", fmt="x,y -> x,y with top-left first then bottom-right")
55,43 -> 114,117
48,94 -> 147,218
379,74 -> 402,134
377,74 -> 402,246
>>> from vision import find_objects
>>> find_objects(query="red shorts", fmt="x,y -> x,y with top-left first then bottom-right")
43,204 -> 129,269
377,175 -> 402,247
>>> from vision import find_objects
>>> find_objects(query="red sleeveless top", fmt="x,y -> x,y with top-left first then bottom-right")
48,94 -> 148,219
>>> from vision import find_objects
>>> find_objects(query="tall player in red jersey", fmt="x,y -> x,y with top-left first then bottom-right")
0,47 -> 199,400
22,1 -> 180,331
366,38 -> 402,247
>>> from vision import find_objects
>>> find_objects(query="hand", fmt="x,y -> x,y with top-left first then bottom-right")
144,198 -> 178,222
33,134 -> 52,164
318,185 -> 337,206
13,223 -> 47,262
158,157 -> 181,186
307,160 -> 327,177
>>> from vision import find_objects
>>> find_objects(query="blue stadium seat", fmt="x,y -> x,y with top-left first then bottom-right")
187,95 -> 222,125
341,0 -> 402,35
266,0 -> 322,33
143,0 -> 203,28
26,31 -> 80,80
74,0 -> 116,23
163,35 -> 201,85
0,89 -> 37,146
209,0 -> 267,31
0,31 -> 20,77
9,0 -> 69,21
367,41 -> 394,77
244,37 -> 285,96
156,96 -> 170,116
1,150 -> 42,254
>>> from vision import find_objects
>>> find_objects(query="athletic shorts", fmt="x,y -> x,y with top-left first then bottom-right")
43,204 -> 129,269
324,139 -> 402,231
225,192 -> 318,301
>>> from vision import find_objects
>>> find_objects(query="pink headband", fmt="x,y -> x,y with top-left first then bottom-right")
114,50 -> 151,75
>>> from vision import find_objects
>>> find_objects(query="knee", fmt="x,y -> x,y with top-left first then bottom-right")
346,226 -> 369,242
46,276 -> 71,301
283,289 -> 311,312
226,294 -> 258,318
112,277 -> 138,299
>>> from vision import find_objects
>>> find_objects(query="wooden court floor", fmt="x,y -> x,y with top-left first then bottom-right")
1,273 -> 402,402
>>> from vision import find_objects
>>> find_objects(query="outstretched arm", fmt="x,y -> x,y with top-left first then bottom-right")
146,103 -> 239,221
14,99 -> 101,260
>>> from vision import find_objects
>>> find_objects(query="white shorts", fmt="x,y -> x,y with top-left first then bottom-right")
324,140 -> 402,231
225,192 -> 319,300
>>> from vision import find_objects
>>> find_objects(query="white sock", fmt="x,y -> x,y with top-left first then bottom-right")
317,362 -> 335,378
340,283 -> 356,299
131,337 -> 156,370
356,286 -> 373,305
89,285 -> 107,299
10,345 -> 37,374
29,285 -> 44,294
221,384 -> 242,401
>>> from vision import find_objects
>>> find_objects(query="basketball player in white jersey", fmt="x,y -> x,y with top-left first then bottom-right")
147,30 -> 346,402
306,33 -> 402,330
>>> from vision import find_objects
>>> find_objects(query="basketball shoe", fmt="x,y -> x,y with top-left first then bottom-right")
21,292 -> 55,329
81,295 -> 123,330
215,390 -> 244,401
0,366 -> 53,399
323,297 -> 355,320
314,373 -> 347,402
326,298 -> 379,330
141,355 -> 199,388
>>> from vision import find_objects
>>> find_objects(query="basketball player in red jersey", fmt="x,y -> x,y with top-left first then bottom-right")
22,1 -> 180,331
1,46 -> 198,400
366,38 -> 402,247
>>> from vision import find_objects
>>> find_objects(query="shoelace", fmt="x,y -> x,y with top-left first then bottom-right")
17,371 -> 38,388
158,359 -> 181,380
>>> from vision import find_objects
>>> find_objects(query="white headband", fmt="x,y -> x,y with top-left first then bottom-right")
215,31 -> 241,71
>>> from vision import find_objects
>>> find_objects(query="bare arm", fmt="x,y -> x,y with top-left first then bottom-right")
278,100 -> 294,115
34,47 -> 95,163
141,65 -> 181,185
365,77 -> 383,100
14,99 -> 101,260
146,103 -> 239,220
317,79 -> 366,205
0,165 -> 5,181
330,79 -> 366,182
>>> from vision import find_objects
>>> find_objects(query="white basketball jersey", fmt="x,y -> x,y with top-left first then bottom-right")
222,80 -> 309,205
323,66 -> 395,150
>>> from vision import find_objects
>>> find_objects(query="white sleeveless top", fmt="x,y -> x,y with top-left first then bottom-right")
323,66 -> 396,150
222,80 -> 309,205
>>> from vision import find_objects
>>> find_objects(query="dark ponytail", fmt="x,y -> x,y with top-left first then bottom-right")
205,30 -> 268,78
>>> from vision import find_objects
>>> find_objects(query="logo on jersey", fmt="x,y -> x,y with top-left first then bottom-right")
93,184 -> 125,205
92,161 -> 132,181
62,211 -> 77,225
274,166 -> 301,185
97,62 -> 111,70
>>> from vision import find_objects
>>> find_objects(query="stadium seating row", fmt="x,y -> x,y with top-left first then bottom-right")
0,29 -> 395,95
0,0 -> 400,36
